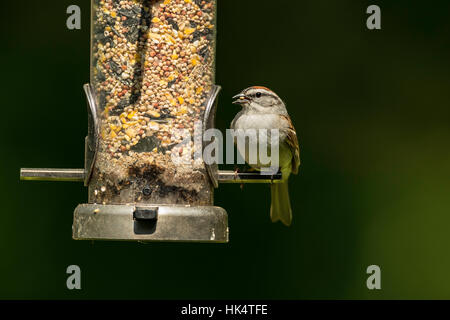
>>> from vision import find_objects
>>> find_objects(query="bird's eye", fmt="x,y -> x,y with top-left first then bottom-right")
256,92 -> 262,98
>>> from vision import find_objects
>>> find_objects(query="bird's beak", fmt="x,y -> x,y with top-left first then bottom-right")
232,93 -> 251,105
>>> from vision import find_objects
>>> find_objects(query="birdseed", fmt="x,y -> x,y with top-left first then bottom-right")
89,0 -> 216,205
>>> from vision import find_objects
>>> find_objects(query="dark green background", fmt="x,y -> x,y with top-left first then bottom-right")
1,0 -> 450,299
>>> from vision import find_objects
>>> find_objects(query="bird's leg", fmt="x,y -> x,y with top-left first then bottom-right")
233,167 -> 245,190
234,166 -> 240,180
271,167 -> 282,183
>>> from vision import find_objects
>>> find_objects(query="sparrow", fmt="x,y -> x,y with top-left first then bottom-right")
231,86 -> 300,226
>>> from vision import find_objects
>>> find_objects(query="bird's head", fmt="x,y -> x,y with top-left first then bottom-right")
232,86 -> 286,113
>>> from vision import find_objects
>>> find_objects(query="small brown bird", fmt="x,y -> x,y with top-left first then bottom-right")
231,86 -> 300,226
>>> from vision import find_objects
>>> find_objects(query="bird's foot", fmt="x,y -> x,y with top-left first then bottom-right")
233,167 -> 240,180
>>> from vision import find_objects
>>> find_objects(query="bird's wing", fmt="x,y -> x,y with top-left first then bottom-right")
281,115 -> 301,175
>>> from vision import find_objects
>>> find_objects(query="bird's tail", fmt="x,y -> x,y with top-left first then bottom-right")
270,181 -> 292,226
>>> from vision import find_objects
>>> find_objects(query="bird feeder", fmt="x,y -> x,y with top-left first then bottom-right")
20,0 -> 281,243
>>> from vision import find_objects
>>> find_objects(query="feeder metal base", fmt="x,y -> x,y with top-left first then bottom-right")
73,204 -> 228,243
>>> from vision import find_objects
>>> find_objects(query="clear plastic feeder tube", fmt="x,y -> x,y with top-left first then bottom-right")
90,0 -> 217,205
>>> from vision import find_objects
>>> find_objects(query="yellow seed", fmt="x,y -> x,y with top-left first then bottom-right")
152,147 -> 158,152
196,86 -> 204,95
170,99 -> 177,106
110,131 -> 117,139
125,128 -> 137,138
179,106 -> 188,115
110,124 -> 121,132
191,58 -> 198,66
171,53 -> 179,60
148,111 -> 161,118
178,97 -> 185,105
184,0 -> 192,3
166,35 -> 176,44
163,0 -> 171,4
123,121 -> 138,129
152,17 -> 161,23
127,111 -> 137,119
111,12 -> 117,18
105,26 -> 111,32
184,28 -> 196,36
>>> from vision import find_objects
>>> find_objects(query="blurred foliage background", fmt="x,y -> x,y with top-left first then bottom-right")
1,0 -> 450,299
